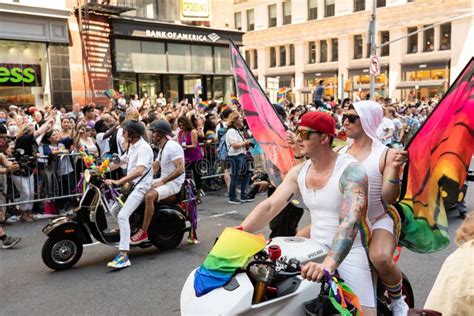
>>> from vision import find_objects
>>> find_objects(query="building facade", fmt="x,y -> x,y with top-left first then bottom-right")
232,0 -> 473,103
0,0 -> 71,108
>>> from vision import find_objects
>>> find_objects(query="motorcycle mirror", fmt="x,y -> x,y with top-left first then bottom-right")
111,153 -> 121,165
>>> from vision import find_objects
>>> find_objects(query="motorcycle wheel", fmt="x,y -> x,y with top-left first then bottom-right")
149,229 -> 184,250
42,237 -> 83,271
377,273 -> 415,315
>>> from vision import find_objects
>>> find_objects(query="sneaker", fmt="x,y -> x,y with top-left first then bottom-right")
130,229 -> 149,245
107,254 -> 131,269
390,298 -> 409,316
228,199 -> 242,205
241,196 -> 255,202
1,236 -> 21,249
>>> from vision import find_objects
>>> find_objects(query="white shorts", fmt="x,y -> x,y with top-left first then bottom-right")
370,212 -> 397,237
337,246 -> 376,308
153,180 -> 182,201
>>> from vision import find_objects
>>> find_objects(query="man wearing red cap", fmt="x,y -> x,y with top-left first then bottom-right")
240,112 -> 376,314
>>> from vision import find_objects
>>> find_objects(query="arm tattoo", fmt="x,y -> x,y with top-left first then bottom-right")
327,163 -> 368,266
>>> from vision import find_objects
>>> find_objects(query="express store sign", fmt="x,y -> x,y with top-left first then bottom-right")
0,64 -> 41,86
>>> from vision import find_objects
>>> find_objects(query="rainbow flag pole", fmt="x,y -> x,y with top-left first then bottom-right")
198,100 -> 209,111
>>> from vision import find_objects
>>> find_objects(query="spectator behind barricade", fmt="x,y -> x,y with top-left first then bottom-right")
74,122 -> 98,156
82,104 -> 97,129
225,111 -> 253,204
32,109 -> 44,130
130,94 -> 140,109
0,110 -> 7,124
95,119 -> 117,159
377,107 -> 395,146
157,92 -> 167,107
13,117 -> 54,222
424,212 -> 474,315
216,108 -> 233,194
178,116 -> 203,203
68,103 -> 81,121
7,120 -> 18,139
204,113 -> 218,142
58,117 -> 75,150
190,114 -> 206,142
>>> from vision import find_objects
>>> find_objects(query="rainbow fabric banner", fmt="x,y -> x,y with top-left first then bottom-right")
277,87 -> 287,105
395,58 -> 474,253
194,227 -> 266,296
198,101 -> 209,111
230,95 -> 240,106
229,41 -> 296,180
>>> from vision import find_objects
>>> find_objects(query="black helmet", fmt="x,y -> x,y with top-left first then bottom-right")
123,119 -> 145,137
149,119 -> 172,135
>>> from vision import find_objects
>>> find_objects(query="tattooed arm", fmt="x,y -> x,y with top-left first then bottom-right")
240,163 -> 304,233
302,162 -> 368,281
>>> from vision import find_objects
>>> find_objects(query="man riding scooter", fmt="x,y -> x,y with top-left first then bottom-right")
104,119 -> 154,269
130,119 -> 185,245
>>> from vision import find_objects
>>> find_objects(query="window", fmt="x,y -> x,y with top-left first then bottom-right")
380,31 -> 390,56
325,0 -> 335,17
121,0 -> 158,19
234,12 -> 242,30
407,26 -> 418,54
283,1 -> 292,25
423,25 -> 434,52
320,40 -> 327,63
353,35 -> 363,59
270,47 -> 276,67
354,0 -> 365,12
168,43 -> 192,73
377,0 -> 386,7
309,42 -> 316,63
280,46 -> 287,66
247,9 -> 254,31
331,38 -> 338,61
245,50 -> 251,63
308,0 -> 318,20
440,23 -> 451,50
289,44 -> 295,65
253,50 -> 258,69
191,45 -> 213,73
214,46 -> 231,74
269,4 -> 277,27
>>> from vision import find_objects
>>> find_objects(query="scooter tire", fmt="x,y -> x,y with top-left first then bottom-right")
42,237 -> 83,271
149,230 -> 184,250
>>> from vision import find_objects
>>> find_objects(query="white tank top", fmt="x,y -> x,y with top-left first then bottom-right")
340,140 -> 388,221
297,154 -> 363,249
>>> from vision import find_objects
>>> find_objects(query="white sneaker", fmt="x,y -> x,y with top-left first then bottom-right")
390,298 -> 409,316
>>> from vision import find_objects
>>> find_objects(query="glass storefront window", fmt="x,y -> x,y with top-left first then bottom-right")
184,75 -> 202,102
304,74 -> 337,98
141,41 -> 166,73
115,39 -> 141,72
404,68 -> 447,81
168,43 -> 192,74
121,0 -> 158,19
440,23 -> 451,50
191,45 -> 213,74
164,74 -> 180,104
114,74 -> 137,98
138,74 -> 161,100
0,40 -> 49,107
213,76 -> 233,103
214,46 -> 231,74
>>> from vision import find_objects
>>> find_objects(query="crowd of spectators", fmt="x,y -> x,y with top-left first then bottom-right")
0,92 -> 440,224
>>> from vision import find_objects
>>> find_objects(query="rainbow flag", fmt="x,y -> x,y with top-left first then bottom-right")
198,101 -> 209,111
277,87 -> 287,105
395,57 -> 474,253
230,95 -> 240,106
194,227 -> 265,296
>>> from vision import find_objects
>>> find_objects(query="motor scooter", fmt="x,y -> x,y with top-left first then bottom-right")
180,236 -> 414,315
41,169 -> 197,271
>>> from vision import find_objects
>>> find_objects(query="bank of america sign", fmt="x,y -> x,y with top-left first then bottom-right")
145,30 -> 220,43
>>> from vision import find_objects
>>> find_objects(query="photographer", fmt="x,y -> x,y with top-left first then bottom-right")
13,117 -> 54,222
0,124 -> 21,248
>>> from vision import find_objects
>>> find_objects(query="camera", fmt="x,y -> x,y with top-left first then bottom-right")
13,148 -> 35,173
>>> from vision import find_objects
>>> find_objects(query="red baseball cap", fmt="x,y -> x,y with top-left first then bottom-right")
299,112 -> 336,137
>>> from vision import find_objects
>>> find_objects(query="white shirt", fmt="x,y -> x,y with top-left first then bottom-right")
120,137 -> 153,188
157,140 -> 185,186
130,99 -> 141,109
226,128 -> 245,156
376,117 -> 395,144
392,118 -> 403,142
96,133 -> 110,158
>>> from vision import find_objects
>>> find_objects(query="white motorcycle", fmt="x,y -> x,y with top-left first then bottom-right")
180,237 -> 414,315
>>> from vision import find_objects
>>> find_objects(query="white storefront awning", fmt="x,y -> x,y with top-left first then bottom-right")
396,79 -> 445,89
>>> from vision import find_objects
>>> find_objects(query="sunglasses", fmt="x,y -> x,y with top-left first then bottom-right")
295,129 -> 322,140
342,113 -> 360,124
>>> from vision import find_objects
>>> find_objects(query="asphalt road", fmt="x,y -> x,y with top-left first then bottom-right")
0,186 -> 470,315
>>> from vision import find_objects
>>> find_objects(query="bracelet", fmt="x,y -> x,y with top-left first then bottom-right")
294,155 -> 304,159
388,178 -> 400,184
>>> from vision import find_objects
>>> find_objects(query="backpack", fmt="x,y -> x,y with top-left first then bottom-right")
216,129 -> 229,161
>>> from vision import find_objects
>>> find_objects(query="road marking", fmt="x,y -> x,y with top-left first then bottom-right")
84,242 -> 101,248
208,211 -> 238,218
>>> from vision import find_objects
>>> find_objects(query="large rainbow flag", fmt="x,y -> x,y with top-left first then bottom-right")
229,41 -> 296,181
194,228 -> 266,296
394,58 -> 474,253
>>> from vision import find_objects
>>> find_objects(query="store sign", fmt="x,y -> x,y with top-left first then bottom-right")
181,0 -> 211,21
0,64 -> 41,86
145,30 -> 220,43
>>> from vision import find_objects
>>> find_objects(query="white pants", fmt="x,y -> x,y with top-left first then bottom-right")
116,185 -> 147,251
12,175 -> 35,211
154,179 -> 182,201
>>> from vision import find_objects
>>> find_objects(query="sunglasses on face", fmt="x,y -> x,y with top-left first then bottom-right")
342,113 -> 360,124
295,129 -> 322,140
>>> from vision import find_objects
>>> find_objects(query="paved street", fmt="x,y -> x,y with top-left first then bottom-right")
1,181 -> 470,315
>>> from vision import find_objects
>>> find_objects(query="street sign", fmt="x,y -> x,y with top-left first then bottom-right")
369,55 -> 381,76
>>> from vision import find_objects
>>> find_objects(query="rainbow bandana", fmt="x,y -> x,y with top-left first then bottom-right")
193,228 -> 266,296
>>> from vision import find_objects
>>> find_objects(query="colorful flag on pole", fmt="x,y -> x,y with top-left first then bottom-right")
277,87 -> 287,105
229,41 -> 296,180
230,95 -> 240,106
198,100 -> 209,111
394,58 -> 474,253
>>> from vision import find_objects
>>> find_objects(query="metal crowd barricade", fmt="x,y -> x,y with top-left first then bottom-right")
0,152 -> 85,209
